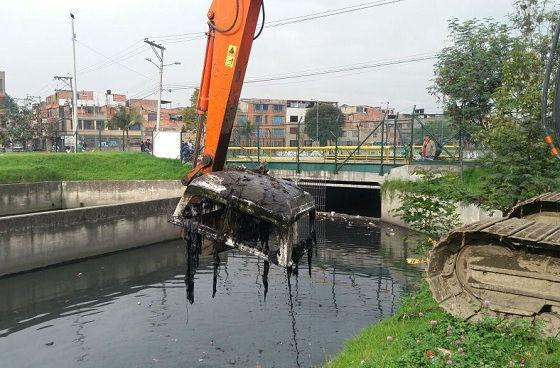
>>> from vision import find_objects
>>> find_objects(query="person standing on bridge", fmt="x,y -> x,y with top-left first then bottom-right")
421,135 -> 430,159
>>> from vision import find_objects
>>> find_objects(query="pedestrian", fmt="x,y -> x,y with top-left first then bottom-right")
434,142 -> 443,160
145,139 -> 152,153
426,137 -> 436,159
140,140 -> 145,153
421,135 -> 430,159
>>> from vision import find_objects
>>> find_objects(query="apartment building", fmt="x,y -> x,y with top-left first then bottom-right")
285,100 -> 316,147
38,90 -> 184,150
235,98 -> 287,146
339,104 -> 385,145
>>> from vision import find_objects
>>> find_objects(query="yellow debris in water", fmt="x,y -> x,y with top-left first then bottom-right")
406,257 -> 427,265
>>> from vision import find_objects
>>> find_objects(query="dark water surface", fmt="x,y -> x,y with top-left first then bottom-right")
0,219 -> 421,368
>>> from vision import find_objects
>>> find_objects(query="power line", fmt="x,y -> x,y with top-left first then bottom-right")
76,40 -> 154,80
153,0 -> 405,44
245,55 -> 436,83
147,31 -> 206,40
265,0 -> 405,28
162,53 -> 435,89
78,43 -> 147,74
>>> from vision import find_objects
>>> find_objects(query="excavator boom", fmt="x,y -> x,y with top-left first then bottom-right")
171,0 -> 316,303
186,0 -> 263,181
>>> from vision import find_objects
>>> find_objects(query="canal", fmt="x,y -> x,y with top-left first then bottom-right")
0,218 -> 421,368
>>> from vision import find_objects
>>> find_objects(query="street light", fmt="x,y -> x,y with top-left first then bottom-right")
143,40 -> 181,131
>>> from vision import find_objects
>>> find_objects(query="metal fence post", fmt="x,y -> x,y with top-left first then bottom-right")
296,119 -> 301,173
334,136 -> 339,174
380,119 -> 385,175
393,113 -> 398,166
257,120 -> 261,163
409,105 -> 415,163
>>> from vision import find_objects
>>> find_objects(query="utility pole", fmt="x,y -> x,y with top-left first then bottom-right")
54,75 -> 75,149
316,100 -> 319,145
144,38 -> 166,132
70,13 -> 79,152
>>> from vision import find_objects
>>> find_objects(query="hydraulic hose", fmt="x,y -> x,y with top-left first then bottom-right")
541,16 -> 560,158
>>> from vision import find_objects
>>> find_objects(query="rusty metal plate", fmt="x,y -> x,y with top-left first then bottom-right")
509,222 -> 560,243
482,218 -> 534,237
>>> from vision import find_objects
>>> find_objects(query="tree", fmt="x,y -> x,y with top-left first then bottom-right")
109,106 -> 143,151
183,88 -> 203,131
474,2 -> 560,212
1,97 -> 34,149
429,19 -> 513,129
304,103 -> 344,146
237,119 -> 255,146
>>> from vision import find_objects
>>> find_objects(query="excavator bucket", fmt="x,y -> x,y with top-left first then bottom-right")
171,170 -> 317,268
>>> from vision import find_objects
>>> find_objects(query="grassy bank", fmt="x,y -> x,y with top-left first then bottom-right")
326,282 -> 560,367
0,152 -> 188,183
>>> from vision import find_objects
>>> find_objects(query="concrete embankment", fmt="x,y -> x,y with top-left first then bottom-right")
379,165 -> 502,228
380,190 -> 502,227
0,180 -> 184,277
0,180 -> 183,216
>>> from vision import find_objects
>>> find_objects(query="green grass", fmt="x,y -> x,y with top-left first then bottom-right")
325,282 -> 560,368
0,152 -> 188,183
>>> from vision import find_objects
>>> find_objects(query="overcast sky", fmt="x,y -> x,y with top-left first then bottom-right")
1,0 -> 515,113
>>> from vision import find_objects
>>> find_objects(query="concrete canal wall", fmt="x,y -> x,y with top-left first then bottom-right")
380,164 -> 502,228
0,182 -> 63,216
380,190 -> 502,228
0,198 -> 181,277
0,180 -> 184,216
0,180 -> 185,277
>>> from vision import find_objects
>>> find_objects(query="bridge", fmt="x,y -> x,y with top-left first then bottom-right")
225,145 -> 465,217
226,145 -> 463,182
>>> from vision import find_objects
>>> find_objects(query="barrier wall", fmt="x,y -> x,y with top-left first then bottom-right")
0,198 -> 181,277
0,180 -> 184,216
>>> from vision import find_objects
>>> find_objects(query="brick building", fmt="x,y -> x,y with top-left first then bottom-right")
0,71 -> 6,111
38,90 -> 184,150
339,104 -> 386,145
235,98 -> 287,146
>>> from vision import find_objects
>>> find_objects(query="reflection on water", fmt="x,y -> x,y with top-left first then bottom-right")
0,219 -> 420,368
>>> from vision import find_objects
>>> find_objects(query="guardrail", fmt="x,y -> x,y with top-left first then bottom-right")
227,145 -> 466,162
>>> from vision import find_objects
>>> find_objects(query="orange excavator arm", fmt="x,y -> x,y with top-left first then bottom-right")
182,0 -> 263,185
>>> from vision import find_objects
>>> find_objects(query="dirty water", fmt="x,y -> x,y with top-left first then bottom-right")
0,219 -> 421,368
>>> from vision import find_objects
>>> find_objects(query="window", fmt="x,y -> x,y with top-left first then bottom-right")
272,128 -> 284,138
96,121 -> 105,130
254,115 -> 262,124
272,104 -> 284,112
148,113 -> 157,121
272,116 -> 284,125
254,103 -> 269,112
129,123 -> 141,131
289,140 -> 298,147
237,115 -> 248,124
289,115 -> 299,123
82,120 -> 94,130
289,127 -> 298,134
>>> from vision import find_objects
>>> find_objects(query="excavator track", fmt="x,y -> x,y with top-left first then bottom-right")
427,193 -> 560,337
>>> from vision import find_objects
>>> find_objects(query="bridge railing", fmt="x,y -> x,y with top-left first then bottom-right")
226,145 -> 465,163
